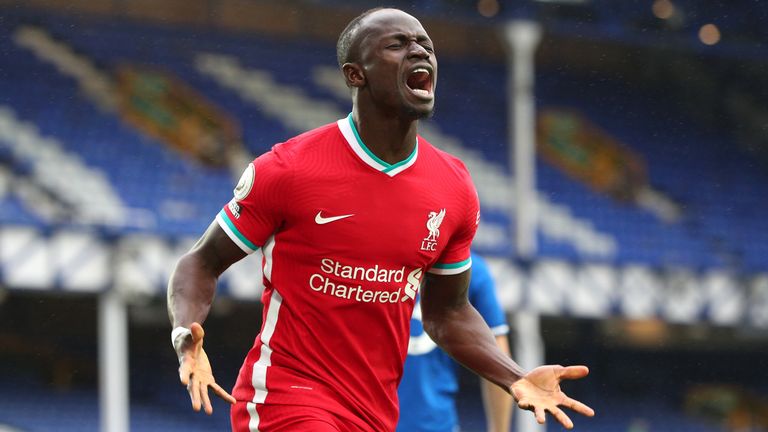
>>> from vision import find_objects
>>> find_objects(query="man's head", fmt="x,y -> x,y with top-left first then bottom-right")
337,8 -> 437,119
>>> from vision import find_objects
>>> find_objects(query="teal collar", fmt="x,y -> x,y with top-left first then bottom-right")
336,113 -> 419,177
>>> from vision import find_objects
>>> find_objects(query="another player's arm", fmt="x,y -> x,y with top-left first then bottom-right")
481,334 -> 514,432
420,271 -> 595,429
167,221 -> 245,413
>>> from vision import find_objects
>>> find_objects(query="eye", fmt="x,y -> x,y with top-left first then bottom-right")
422,45 -> 434,53
387,43 -> 403,50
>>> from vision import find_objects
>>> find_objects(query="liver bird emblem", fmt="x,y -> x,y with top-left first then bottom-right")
425,209 -> 446,242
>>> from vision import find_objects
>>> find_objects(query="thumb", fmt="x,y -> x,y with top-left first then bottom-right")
559,365 -> 590,380
190,322 -> 205,343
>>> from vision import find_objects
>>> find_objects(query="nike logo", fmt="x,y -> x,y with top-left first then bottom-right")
315,211 -> 355,225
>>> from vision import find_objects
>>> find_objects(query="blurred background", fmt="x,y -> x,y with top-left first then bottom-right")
0,0 -> 767,431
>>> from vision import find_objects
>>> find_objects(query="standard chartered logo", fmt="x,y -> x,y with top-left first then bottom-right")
308,258 -> 423,304
401,268 -> 423,302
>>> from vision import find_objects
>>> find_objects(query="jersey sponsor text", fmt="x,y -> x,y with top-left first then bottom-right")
309,258 -> 422,303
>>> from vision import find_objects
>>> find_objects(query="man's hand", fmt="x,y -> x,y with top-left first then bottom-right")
510,365 -> 594,429
177,322 -> 237,414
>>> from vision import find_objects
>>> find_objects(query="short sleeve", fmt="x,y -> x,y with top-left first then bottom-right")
428,176 -> 480,275
467,253 -> 509,335
216,148 -> 292,254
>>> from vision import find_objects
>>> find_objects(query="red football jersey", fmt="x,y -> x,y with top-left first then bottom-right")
217,114 -> 479,431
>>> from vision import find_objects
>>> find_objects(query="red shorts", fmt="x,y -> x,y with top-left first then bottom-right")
231,402 -> 345,432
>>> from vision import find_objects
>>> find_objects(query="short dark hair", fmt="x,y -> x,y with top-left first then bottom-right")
336,7 -> 385,67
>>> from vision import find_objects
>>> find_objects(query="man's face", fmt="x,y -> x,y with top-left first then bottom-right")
355,10 -> 437,119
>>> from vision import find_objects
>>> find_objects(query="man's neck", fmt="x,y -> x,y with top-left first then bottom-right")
352,106 -> 418,165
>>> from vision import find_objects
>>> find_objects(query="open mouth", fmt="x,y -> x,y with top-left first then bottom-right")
406,67 -> 434,99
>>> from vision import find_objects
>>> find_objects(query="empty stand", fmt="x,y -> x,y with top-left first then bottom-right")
0,10 -> 765,270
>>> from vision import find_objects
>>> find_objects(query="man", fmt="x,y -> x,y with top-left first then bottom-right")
167,7 -> 594,432
398,252 -> 512,432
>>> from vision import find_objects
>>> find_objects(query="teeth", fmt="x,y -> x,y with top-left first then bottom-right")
412,68 -> 430,75
413,89 -> 430,96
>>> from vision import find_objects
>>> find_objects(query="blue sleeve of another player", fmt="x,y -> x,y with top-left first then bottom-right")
468,253 -> 509,335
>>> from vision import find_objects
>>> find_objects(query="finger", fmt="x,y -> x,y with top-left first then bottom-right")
211,382 -> 237,405
559,365 -> 590,380
190,322 -> 205,343
548,406 -> 574,430
179,358 -> 194,386
516,397 -> 532,411
534,406 -> 547,424
191,377 -> 202,412
561,395 -> 595,417
201,383 -> 213,415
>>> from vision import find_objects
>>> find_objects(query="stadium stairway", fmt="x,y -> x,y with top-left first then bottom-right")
0,106 -> 125,226
0,20 -> 233,236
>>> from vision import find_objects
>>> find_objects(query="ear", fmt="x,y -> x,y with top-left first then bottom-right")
342,63 -> 366,88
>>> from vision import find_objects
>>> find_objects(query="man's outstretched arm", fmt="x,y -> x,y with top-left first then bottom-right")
167,221 -> 246,413
420,270 -> 526,391
481,334 -> 514,432
420,270 -> 594,429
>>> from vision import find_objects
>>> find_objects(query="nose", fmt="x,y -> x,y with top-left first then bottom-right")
407,41 -> 430,60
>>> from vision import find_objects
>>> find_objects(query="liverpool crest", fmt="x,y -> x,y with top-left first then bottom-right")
421,208 -> 446,251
